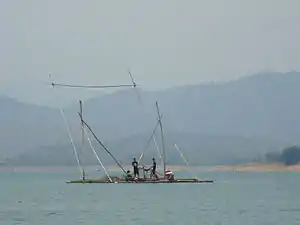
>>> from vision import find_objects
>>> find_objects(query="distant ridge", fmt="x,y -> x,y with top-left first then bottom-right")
1,71 -> 300,165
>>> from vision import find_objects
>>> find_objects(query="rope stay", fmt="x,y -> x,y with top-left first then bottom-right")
150,101 -> 199,180
152,133 -> 164,171
158,117 -> 199,180
48,74 -> 85,180
60,108 -> 85,179
155,101 -> 166,176
128,68 -> 143,105
174,143 -> 199,180
138,114 -> 164,164
78,112 -> 126,173
83,125 -> 113,183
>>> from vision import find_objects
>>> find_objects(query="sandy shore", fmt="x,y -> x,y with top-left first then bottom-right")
207,163 -> 300,172
1,163 -> 300,173
0,165 -> 192,173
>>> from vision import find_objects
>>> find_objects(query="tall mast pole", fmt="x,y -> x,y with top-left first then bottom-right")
79,100 -> 86,180
155,101 -> 166,177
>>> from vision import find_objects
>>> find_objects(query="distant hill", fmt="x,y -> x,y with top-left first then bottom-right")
1,71 -> 300,165
64,71 -> 300,144
7,132 -> 287,166
0,96 -> 65,156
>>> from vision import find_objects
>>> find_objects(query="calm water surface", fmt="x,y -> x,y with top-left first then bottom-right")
0,169 -> 300,225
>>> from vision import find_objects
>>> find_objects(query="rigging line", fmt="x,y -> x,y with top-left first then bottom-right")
156,101 -> 166,175
127,68 -> 143,105
83,125 -> 113,183
48,74 -> 85,179
49,83 -> 136,89
158,116 -> 199,179
127,68 -> 137,87
152,134 -> 164,171
79,113 -> 126,173
126,68 -> 155,163
138,113 -> 164,164
151,102 -> 197,178
174,143 -> 199,180
61,108 -> 84,179
127,69 -> 165,167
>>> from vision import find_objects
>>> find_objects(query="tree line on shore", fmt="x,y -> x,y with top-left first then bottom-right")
265,145 -> 300,165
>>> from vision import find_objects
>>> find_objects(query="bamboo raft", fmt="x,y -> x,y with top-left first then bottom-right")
50,76 -> 214,185
67,177 -> 214,184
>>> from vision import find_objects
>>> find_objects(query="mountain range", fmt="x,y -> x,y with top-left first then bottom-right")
1,71 -> 300,166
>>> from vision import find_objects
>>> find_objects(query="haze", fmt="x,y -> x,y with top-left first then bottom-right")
1,0 -> 300,106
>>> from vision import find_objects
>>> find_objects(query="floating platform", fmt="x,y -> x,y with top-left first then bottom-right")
67,177 -> 214,184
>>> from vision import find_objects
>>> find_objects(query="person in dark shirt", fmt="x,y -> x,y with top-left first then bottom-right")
132,158 -> 139,178
151,157 -> 158,178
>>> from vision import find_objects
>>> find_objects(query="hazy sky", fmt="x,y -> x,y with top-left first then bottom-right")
1,0 -> 300,106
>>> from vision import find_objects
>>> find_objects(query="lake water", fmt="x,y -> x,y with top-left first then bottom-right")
1,169 -> 300,225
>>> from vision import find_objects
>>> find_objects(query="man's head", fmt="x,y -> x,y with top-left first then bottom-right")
152,157 -> 155,161
133,157 -> 136,161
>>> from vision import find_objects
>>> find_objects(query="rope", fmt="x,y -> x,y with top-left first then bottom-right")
49,83 -> 136,89
155,101 -> 166,175
79,113 -> 126,173
150,102 -> 199,180
60,108 -> 85,179
48,74 -> 85,179
138,114 -> 164,164
174,143 -> 199,180
128,68 -> 142,105
83,126 -> 113,183
152,134 -> 164,170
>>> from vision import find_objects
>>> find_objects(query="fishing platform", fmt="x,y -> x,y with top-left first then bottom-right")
67,177 -> 214,184
49,71 -> 214,185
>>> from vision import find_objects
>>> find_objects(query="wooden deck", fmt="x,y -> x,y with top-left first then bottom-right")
67,177 -> 214,184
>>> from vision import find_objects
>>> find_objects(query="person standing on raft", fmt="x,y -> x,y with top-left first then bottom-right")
151,157 -> 158,179
132,158 -> 139,178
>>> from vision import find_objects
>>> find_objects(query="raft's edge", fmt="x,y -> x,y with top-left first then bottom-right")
67,178 -> 214,184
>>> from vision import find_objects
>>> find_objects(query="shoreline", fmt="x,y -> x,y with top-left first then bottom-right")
0,165 -> 194,173
1,163 -> 300,173
207,163 -> 300,172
